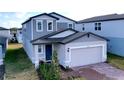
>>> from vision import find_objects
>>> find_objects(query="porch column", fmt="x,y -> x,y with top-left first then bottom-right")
34,45 -> 39,69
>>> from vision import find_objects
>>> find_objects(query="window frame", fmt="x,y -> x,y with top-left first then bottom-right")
95,22 -> 101,31
47,20 -> 53,31
38,45 -> 43,54
68,23 -> 73,29
36,20 -> 43,32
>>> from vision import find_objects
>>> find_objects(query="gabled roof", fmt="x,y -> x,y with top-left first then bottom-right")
0,27 -> 9,30
31,29 -> 108,45
78,13 -> 124,23
22,13 -> 59,25
31,28 -> 78,43
49,12 -> 77,23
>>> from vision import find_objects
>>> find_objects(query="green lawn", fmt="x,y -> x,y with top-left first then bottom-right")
4,43 -> 124,79
108,53 -> 124,70
4,43 -> 39,80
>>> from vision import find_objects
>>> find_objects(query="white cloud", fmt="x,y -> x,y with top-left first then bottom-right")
4,15 -> 9,19
15,12 -> 28,19
0,0 -> 124,27
2,20 -> 22,28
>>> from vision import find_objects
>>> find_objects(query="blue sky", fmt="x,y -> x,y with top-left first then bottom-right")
0,12 -> 40,28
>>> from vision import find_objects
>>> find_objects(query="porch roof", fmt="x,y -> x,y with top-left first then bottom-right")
31,29 -> 108,45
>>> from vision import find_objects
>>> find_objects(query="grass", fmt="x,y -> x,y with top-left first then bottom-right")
108,53 -> 124,70
4,43 -> 39,80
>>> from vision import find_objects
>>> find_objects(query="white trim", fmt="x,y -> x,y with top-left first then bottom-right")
38,45 -> 44,54
66,44 -> 106,67
47,20 -> 53,31
0,59 -> 3,65
36,20 -> 43,32
45,44 -> 53,61
31,19 -> 33,40
56,22 -> 57,31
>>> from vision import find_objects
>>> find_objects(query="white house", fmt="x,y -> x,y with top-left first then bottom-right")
22,12 -> 107,68
16,28 -> 22,43
77,13 -> 124,57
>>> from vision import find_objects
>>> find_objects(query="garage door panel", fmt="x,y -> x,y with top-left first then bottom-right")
70,46 -> 102,67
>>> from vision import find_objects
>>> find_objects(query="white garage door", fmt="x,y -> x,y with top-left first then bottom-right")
70,46 -> 103,67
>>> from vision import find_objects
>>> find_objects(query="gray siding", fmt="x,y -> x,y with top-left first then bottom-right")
33,19 -> 57,39
57,22 -> 68,31
57,22 -> 75,31
22,21 -> 32,40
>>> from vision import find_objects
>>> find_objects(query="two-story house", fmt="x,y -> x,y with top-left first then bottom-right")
22,12 -> 107,68
78,14 -> 124,57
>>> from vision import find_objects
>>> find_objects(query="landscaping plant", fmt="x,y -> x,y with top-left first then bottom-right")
39,50 -> 60,80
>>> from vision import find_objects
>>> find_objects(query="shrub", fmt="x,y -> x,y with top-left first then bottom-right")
39,51 -> 60,80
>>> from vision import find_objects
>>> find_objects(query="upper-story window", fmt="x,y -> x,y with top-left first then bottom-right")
82,24 -> 85,31
36,20 -> 43,32
68,23 -> 73,29
47,20 -> 53,31
95,22 -> 101,31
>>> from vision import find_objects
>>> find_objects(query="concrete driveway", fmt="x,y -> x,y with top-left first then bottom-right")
72,63 -> 124,80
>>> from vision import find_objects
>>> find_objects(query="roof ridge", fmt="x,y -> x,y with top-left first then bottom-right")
49,12 -> 77,23
78,13 -> 124,23
22,13 -> 59,25
31,28 -> 79,43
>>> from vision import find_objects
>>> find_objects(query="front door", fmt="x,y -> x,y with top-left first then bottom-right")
45,45 -> 52,61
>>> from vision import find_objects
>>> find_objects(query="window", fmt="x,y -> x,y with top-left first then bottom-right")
95,22 -> 101,31
68,24 -> 73,29
36,20 -> 43,32
38,45 -> 43,53
47,20 -> 53,31
82,24 -> 85,31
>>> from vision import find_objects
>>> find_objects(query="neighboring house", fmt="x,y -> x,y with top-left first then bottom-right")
10,28 -> 17,42
16,28 -> 22,43
0,27 -> 8,80
0,45 -> 5,80
22,12 -> 107,68
0,27 -> 10,57
0,45 -> 3,64
78,13 -> 124,56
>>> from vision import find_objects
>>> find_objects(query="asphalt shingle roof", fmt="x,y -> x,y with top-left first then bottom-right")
0,27 -> 9,30
22,13 -> 59,25
31,29 -> 108,44
78,13 -> 124,23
